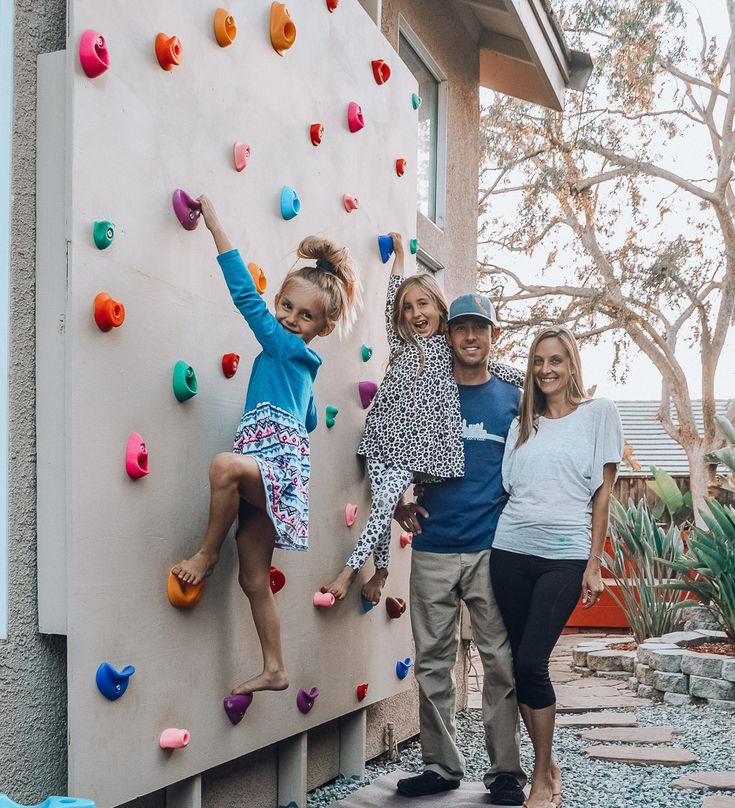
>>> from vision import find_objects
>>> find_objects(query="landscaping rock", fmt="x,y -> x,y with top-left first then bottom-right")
689,675 -> 735,701
702,798 -> 735,808
663,691 -> 693,707
583,745 -> 697,766
722,659 -> 735,682
556,712 -> 638,728
637,642 -> 679,666
594,670 -> 630,680
652,671 -> 689,694
707,698 -> 735,712
646,648 -> 684,672
635,663 -> 656,685
587,649 -> 628,671
661,630 -> 712,646
627,676 -> 638,691
669,772 -> 735,790
619,651 -> 637,672
579,726 -> 681,744
681,652 -> 725,678
637,684 -> 662,700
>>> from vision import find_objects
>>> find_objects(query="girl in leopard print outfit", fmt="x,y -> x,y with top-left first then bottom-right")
322,232 -> 524,605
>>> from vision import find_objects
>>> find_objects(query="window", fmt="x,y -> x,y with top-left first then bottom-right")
398,21 -> 447,228
416,247 -> 445,288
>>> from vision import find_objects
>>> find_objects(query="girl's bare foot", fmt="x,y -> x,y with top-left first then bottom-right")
231,669 -> 289,695
322,567 -> 357,600
551,759 -> 563,806
361,568 -> 388,604
172,550 -> 218,585
526,773 -> 555,808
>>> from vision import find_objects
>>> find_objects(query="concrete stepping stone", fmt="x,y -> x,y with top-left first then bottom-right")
670,772 -> 735,791
556,712 -> 638,728
583,745 -> 697,765
703,798 -> 735,808
579,726 -> 681,744
556,694 -> 651,712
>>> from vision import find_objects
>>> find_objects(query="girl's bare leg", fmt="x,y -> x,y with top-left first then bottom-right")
173,452 -> 266,584
519,702 -> 561,807
231,501 -> 289,694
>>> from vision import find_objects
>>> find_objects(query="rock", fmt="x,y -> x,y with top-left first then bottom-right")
647,648 -> 684,672
557,694 -> 651,712
635,663 -> 656,685
689,675 -> 735,701
681,651 -> 725,678
652,671 -> 689,694
637,642 -> 679,666
636,684 -> 662,700
573,642 -> 607,666
556,712 -> 638,728
707,698 -> 735,712
722,659 -> 735,682
669,772 -> 735,790
661,630 -> 712,646
663,691 -> 693,707
619,651 -> 637,672
587,649 -> 629,671
594,670 -> 630,680
703,798 -> 735,808
627,676 -> 639,692
579,726 -> 681,744
583,745 -> 697,766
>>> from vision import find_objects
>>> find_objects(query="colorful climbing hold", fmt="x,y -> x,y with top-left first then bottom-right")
345,503 -> 358,527
222,353 -> 240,379
223,693 -> 253,725
159,728 -> 190,749
412,92 -> 422,110
313,591 -> 335,607
248,262 -> 267,294
96,661 -> 135,701
296,687 -> 319,714
233,142 -> 251,172
410,238 -> 419,255
173,360 -> 198,402
270,2 -> 296,55
361,344 -> 373,362
310,123 -> 324,146
395,158 -> 406,177
378,234 -> 394,264
79,29 -> 109,78
155,33 -> 182,71
0,797 -> 96,808
371,59 -> 391,85
213,8 -> 237,47
356,682 -> 369,701
326,0 -> 339,11
93,220 -> 114,250
325,405 -> 339,428
167,568 -> 205,608
347,102 -> 365,133
343,194 -> 359,213
93,292 -> 125,332
172,189 -> 201,230
358,381 -> 378,409
386,597 -> 407,619
361,599 -> 375,613
125,432 -> 149,480
395,657 -> 413,680
270,565 -> 286,594
400,531 -> 413,548
280,186 -> 301,221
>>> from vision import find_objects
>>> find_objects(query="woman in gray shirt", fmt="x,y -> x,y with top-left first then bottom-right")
490,326 -> 623,808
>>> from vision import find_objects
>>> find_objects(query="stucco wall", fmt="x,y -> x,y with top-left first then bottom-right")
0,0 -> 68,803
381,0 -> 480,301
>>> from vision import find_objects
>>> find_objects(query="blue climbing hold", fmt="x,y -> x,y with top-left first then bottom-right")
361,599 -> 375,613
0,798 -> 96,808
395,657 -> 413,680
95,661 -> 135,701
281,186 -> 301,221
378,235 -> 394,264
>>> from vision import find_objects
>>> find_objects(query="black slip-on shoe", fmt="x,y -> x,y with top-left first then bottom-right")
396,770 -> 461,797
487,773 -> 526,805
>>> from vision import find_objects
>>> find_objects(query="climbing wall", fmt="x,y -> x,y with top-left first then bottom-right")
42,1 -> 418,804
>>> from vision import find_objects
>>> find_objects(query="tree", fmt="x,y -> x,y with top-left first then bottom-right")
479,0 -> 735,516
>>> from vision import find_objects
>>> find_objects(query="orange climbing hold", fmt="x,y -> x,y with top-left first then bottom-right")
214,8 -> 237,47
167,568 -> 204,608
396,158 -> 406,177
93,292 -> 125,332
310,123 -> 324,146
270,2 -> 296,55
248,262 -> 267,294
155,33 -> 182,71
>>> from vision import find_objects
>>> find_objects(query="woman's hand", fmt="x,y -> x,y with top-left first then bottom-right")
390,232 -> 404,258
581,561 -> 604,609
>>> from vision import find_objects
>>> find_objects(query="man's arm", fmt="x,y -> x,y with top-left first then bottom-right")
393,489 -> 429,534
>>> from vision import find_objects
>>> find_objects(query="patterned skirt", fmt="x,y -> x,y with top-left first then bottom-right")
232,402 -> 310,552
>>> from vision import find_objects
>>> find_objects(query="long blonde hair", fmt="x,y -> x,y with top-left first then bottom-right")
516,326 -> 587,448
389,274 -> 448,376
281,236 -> 362,336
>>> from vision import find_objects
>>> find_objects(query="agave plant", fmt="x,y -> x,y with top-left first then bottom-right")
604,498 -> 691,643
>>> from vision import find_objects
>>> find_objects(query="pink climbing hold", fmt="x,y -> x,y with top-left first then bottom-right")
313,591 -> 335,607
233,142 -> 251,172
400,532 -> 413,548
159,728 -> 190,749
79,30 -> 110,78
125,432 -> 149,480
347,102 -> 365,133
343,194 -> 359,213
358,381 -> 378,409
345,503 -> 358,526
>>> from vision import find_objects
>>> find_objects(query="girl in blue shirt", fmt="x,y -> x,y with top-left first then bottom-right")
173,196 -> 359,695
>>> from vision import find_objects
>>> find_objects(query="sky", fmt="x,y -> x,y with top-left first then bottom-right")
480,2 -> 735,403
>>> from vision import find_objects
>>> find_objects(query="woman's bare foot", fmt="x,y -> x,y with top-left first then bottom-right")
361,568 -> 388,604
231,669 -> 289,695
551,759 -> 563,806
526,772 -> 555,808
322,566 -> 357,600
172,550 -> 218,585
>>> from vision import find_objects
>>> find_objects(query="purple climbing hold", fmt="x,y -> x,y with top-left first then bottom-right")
223,693 -> 253,725
358,381 -> 378,409
172,189 -> 201,231
296,686 -> 319,714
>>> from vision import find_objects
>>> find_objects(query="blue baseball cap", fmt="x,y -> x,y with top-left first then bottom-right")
448,293 -> 499,326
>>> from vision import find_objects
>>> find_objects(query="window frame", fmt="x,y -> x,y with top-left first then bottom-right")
398,16 -> 448,230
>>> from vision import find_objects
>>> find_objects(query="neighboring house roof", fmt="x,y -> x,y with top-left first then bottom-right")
616,399 -> 731,478
452,0 -> 593,109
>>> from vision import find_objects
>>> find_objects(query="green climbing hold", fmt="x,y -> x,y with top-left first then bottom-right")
411,93 -> 422,110
409,238 -> 419,255
361,344 -> 373,362
173,360 -> 198,402
93,220 -> 115,250
325,405 -> 339,428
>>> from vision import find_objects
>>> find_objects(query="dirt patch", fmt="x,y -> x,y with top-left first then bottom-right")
607,642 -> 637,651
688,640 -> 735,656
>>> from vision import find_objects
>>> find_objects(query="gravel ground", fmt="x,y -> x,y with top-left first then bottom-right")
306,704 -> 735,807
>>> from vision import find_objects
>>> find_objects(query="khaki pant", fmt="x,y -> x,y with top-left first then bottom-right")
409,548 -> 526,787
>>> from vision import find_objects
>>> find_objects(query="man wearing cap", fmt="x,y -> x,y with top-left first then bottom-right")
394,294 -> 527,804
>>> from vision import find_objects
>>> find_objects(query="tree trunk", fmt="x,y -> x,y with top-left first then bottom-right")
687,443 -> 712,526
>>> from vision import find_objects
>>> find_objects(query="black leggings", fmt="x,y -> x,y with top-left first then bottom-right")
490,548 -> 586,710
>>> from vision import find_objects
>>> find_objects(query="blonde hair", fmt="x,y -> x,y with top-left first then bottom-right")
389,274 -> 449,376
280,236 -> 362,336
516,326 -> 587,448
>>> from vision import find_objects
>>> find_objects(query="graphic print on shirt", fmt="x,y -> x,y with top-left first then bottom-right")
462,418 -> 506,444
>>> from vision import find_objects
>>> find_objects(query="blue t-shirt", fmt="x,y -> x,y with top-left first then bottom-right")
411,376 -> 521,553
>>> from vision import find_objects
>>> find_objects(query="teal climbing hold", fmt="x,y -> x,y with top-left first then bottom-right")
93,220 -> 114,250
281,186 -> 301,220
173,360 -> 198,402
0,797 -> 96,808
409,238 -> 419,255
361,344 -> 373,362
362,599 -> 375,613
411,93 -> 422,110
325,405 -> 339,428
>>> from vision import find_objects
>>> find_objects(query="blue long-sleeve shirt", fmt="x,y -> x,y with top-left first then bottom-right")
218,249 -> 321,432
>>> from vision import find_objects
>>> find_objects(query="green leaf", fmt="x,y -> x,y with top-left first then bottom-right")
715,414 -> 735,445
651,466 -> 684,515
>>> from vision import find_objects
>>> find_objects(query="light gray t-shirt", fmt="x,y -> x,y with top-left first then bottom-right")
492,397 -> 624,560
